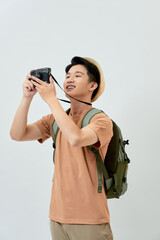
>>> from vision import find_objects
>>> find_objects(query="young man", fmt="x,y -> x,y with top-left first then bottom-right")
10,56 -> 114,240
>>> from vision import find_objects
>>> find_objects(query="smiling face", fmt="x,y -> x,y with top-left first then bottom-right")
63,64 -> 98,102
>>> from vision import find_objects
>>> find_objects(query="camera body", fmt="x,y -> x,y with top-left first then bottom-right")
30,68 -> 51,84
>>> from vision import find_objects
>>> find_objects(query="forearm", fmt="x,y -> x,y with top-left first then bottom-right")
48,98 -> 81,146
10,96 -> 32,140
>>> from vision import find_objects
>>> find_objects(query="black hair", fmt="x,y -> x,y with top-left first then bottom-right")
65,56 -> 100,100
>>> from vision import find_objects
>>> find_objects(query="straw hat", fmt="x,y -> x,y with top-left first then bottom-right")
83,57 -> 105,102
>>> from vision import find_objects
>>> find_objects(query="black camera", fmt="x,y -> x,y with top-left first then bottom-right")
30,68 -> 51,84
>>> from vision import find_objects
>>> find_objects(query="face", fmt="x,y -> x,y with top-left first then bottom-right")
63,64 -> 97,101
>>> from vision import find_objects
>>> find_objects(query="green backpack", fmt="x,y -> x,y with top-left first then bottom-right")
52,107 -> 130,199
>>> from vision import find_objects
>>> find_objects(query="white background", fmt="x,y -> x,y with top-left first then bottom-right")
0,0 -> 160,239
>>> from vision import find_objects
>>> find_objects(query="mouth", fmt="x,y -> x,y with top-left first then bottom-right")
66,85 -> 76,91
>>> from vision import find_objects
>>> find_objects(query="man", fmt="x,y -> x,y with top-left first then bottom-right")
10,56 -> 114,240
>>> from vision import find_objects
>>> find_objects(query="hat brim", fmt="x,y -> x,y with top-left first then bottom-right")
83,57 -> 105,102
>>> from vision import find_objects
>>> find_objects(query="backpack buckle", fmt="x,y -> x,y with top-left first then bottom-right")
122,177 -> 127,183
124,139 -> 129,145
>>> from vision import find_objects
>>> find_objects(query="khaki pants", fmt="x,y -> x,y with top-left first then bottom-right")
50,219 -> 113,240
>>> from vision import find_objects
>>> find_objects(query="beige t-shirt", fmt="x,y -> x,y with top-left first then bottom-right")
34,107 -> 113,224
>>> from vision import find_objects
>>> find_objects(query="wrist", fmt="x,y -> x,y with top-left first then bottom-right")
22,96 -> 33,105
48,96 -> 58,107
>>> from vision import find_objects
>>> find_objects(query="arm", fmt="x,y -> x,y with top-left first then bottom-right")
30,76 -> 99,147
10,97 -> 42,141
49,98 -> 98,147
10,72 -> 42,141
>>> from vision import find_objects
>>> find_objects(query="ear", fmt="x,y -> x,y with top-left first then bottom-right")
88,82 -> 98,93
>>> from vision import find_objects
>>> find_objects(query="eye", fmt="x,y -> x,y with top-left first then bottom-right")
66,75 -> 81,79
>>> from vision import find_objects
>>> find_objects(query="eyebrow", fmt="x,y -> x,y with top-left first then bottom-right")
66,71 -> 85,75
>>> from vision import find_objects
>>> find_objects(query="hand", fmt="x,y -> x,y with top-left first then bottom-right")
31,75 -> 57,105
23,70 -> 37,99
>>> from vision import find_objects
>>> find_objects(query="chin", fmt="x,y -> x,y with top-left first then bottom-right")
65,93 -> 73,100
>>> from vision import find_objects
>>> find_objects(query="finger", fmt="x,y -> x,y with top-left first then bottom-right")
25,79 -> 32,85
31,76 -> 44,85
24,83 -> 31,91
27,81 -> 35,90
31,80 -> 41,89
24,81 -> 34,90
26,69 -> 35,80
26,74 -> 31,80
49,76 -> 54,86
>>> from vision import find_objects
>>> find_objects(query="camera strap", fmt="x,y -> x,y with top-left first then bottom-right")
50,73 -> 92,106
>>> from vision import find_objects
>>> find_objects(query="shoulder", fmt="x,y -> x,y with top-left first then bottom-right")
40,113 -> 54,124
34,113 -> 54,130
90,111 -> 113,126
33,113 -> 55,143
86,110 -> 113,148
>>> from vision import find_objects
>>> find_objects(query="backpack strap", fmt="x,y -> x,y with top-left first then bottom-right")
94,150 -> 113,193
81,108 -> 113,193
52,108 -> 70,163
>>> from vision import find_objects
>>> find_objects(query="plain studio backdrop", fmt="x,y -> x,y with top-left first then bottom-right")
0,0 -> 160,239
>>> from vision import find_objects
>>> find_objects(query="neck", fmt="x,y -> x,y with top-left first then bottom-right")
69,98 -> 92,116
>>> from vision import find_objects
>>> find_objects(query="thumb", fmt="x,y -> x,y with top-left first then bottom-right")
49,75 -> 54,86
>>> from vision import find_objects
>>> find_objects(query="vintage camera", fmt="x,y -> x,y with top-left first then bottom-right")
30,68 -> 51,84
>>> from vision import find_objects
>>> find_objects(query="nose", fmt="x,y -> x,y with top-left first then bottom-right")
64,75 -> 75,89
66,75 -> 75,83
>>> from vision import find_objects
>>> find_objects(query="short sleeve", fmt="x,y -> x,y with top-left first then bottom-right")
33,114 -> 54,143
87,112 -> 113,149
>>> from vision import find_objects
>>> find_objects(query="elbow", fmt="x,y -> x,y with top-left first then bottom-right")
70,136 -> 80,147
10,130 -> 22,141
10,129 -> 15,140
